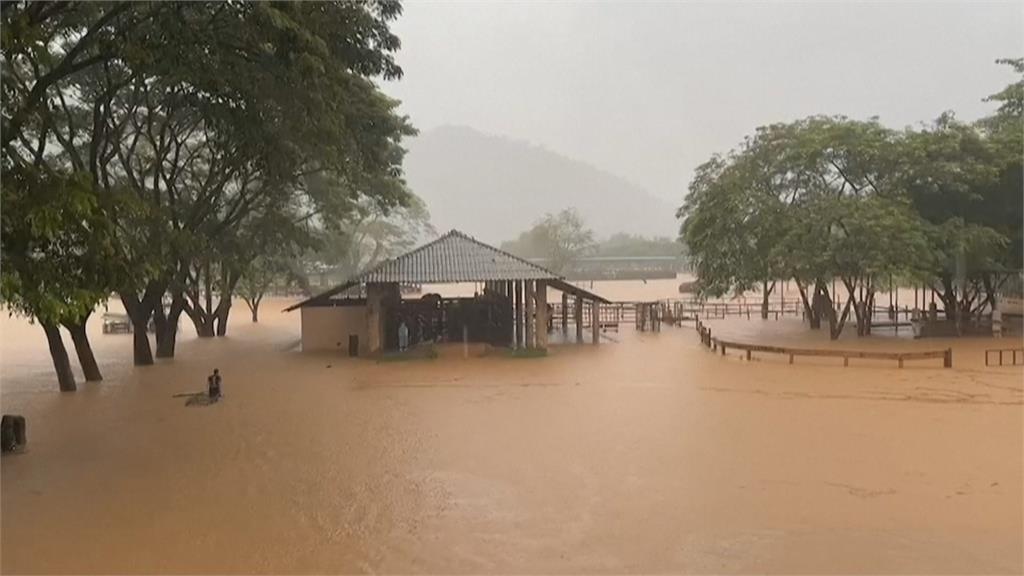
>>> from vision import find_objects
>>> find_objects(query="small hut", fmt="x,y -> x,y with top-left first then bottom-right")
285,230 -> 610,355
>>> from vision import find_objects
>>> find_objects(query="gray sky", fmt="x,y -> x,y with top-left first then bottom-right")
384,1 -> 1023,204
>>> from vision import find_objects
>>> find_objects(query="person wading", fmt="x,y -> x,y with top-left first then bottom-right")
208,369 -> 222,401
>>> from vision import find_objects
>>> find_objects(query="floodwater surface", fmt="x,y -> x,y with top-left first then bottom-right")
1,281 -> 1022,574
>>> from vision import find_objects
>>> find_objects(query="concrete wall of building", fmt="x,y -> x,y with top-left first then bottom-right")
300,305 -> 367,354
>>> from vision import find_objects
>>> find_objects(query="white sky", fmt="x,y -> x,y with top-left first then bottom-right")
383,1 -> 1024,203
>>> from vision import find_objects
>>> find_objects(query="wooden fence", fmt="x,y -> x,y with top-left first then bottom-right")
694,319 -> 952,368
985,348 -> 1024,367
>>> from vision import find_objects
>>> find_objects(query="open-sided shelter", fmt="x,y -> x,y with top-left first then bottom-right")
285,230 -> 610,355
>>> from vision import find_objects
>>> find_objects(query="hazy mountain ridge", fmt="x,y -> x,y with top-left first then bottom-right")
402,126 -> 679,244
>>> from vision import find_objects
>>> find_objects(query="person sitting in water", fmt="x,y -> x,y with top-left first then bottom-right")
208,368 -> 222,401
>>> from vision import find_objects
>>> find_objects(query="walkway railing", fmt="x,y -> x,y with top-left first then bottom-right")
985,348 -> 1024,367
694,319 -> 952,368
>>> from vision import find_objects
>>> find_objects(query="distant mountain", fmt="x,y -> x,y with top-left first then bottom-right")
402,126 -> 679,244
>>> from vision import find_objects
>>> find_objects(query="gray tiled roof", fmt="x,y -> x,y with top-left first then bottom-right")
359,230 -> 559,283
283,230 -> 567,311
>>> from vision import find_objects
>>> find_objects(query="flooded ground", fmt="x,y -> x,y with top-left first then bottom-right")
2,280 -> 1022,574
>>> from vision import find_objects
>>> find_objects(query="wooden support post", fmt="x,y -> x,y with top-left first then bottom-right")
788,354 -> 794,364
506,281 -> 515,347
944,348 -> 952,368
590,299 -> 600,345
894,279 -> 899,334
898,357 -> 904,369
365,282 -> 387,354
745,350 -> 751,361
536,281 -> 548,350
843,357 -> 849,367
561,292 -> 569,335
575,295 -> 584,343
515,281 -> 524,349
524,281 -> 535,349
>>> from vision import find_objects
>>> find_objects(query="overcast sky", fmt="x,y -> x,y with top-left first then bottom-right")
383,1 -> 1023,204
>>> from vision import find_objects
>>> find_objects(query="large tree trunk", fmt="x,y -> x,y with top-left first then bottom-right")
760,280 -> 774,319
244,295 -> 262,323
121,292 -> 156,366
796,278 -> 821,329
829,295 -> 854,340
185,290 -> 216,338
214,268 -> 240,337
215,297 -> 231,336
194,315 -> 215,338
843,277 -> 872,337
42,321 -> 77,392
819,281 -> 854,340
155,293 -> 187,358
64,314 -> 102,382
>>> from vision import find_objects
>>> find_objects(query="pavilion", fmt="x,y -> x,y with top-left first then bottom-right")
285,230 -> 610,355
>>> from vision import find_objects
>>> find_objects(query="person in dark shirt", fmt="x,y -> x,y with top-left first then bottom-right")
208,368 -> 222,401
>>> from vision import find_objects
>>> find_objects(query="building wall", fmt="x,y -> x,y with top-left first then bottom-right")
300,305 -> 367,354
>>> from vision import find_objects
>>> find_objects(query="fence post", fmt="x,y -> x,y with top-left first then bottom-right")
943,348 -> 952,368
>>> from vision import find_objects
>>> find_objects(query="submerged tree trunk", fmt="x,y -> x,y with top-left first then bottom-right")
244,294 -> 263,323
760,279 -> 775,319
193,313 -> 216,337
843,277 -> 874,337
819,281 -> 854,340
42,321 -> 77,391
185,289 -> 217,338
121,291 -> 156,366
214,267 -> 240,337
796,278 -> 821,329
155,293 -> 187,358
215,297 -> 231,336
64,313 -> 102,381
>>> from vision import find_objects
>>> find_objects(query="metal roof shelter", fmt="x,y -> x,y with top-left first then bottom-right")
286,230 -> 608,311
287,230 -> 611,354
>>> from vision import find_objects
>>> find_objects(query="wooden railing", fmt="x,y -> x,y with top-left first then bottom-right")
985,348 -> 1024,367
694,319 -> 952,368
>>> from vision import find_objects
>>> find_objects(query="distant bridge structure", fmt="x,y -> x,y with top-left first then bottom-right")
528,255 -> 687,281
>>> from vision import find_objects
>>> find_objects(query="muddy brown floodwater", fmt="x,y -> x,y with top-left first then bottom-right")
1,277 -> 1022,574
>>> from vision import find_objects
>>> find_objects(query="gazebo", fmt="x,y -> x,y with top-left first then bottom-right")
285,230 -> 610,355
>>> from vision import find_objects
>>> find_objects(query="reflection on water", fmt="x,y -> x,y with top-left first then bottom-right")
1,277 -> 1022,574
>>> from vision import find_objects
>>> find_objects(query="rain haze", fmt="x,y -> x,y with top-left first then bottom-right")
387,2 -> 1023,203
2,2 -> 1023,574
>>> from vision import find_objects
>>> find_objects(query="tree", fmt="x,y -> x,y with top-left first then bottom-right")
501,208 -> 595,274
3,1 -> 417,377
0,168 -> 126,389
895,113 -> 1016,329
314,190 -> 435,280
680,116 -> 931,338
679,143 -> 790,318
238,255 -> 290,324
